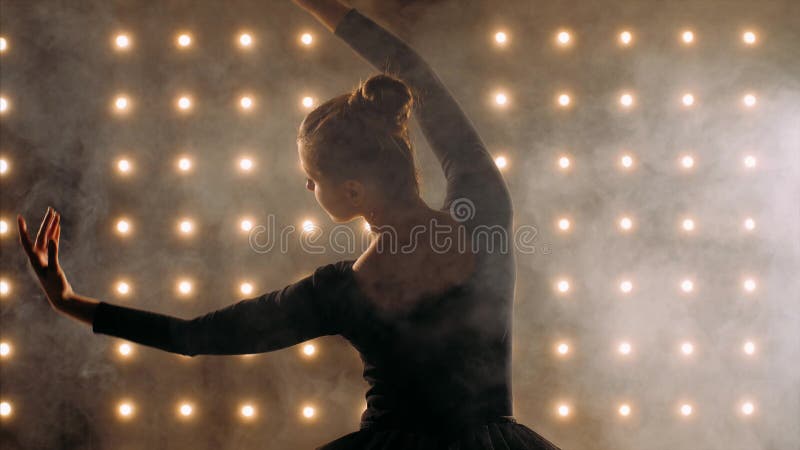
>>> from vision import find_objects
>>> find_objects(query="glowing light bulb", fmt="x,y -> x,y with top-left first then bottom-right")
619,216 -> 633,231
682,93 -> 695,106
179,403 -> 193,416
742,31 -> 757,45
556,342 -> 569,355
557,404 -> 570,417
240,96 -> 254,110
302,405 -> 316,418
241,405 -> 255,417
239,158 -> 253,171
620,154 -> 634,169
558,218 -> 570,231
743,155 -> 757,169
300,33 -> 313,46
117,159 -> 132,174
741,402 -> 755,415
116,219 -> 131,235
680,279 -> 694,293
0,96 -> 7,113
743,94 -> 757,107
0,342 -> 11,357
240,282 -> 253,295
743,278 -> 757,293
557,93 -> 571,107
743,217 -> 756,231
116,281 -> 130,295
114,95 -> 129,111
0,158 -> 8,175
118,343 -> 132,356
681,155 -> 695,169
179,219 -> 194,235
619,30 -> 633,46
301,96 -> 315,108
681,30 -> 695,44
494,92 -> 508,106
177,96 -> 192,110
743,341 -> 756,355
681,342 -> 694,355
0,219 -> 7,235
115,34 -> 130,49
618,342 -> 632,355
0,280 -> 9,297
303,343 -> 316,356
177,33 -> 192,47
556,279 -> 570,294
619,280 -> 633,294
494,155 -> 508,169
177,279 -> 193,296
682,218 -> 695,232
619,404 -> 631,416
619,93 -> 634,108
302,220 -> 315,233
556,31 -> 571,45
558,156 -> 571,169
680,403 -> 693,416
494,31 -> 508,45
118,402 -> 134,417
0,401 -> 11,417
239,33 -> 253,47
240,219 -> 253,232
178,157 -> 193,172
0,37 -> 7,53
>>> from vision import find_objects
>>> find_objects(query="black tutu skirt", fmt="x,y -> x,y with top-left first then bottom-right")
316,417 -> 563,450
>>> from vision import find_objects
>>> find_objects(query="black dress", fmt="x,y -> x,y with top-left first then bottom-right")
93,7 -> 562,450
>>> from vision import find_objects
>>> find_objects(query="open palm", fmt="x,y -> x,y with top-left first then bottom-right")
18,207 -> 75,310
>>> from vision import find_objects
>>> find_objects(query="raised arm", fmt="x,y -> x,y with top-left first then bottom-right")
91,262 -> 349,357
295,1 -> 513,227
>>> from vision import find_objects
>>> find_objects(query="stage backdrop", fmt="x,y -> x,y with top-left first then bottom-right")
0,1 -> 798,449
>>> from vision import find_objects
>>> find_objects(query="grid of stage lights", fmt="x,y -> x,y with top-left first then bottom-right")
0,21 -> 769,429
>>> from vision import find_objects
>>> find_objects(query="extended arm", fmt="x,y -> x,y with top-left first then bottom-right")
311,4 -> 513,227
91,262 -> 347,357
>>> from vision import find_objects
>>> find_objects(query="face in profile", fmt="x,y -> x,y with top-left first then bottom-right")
298,144 -> 364,224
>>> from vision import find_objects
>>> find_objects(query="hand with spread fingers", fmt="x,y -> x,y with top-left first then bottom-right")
17,207 -> 76,312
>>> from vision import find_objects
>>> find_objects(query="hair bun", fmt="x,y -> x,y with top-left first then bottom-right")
351,73 -> 413,130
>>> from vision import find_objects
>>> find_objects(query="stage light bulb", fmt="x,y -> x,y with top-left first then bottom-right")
619,404 -> 631,416
240,219 -> 253,232
302,96 -> 315,108
494,155 -> 508,169
303,344 -> 316,356
743,217 -> 755,231
0,96 -> 7,114
241,405 -> 255,417
0,158 -> 8,175
0,219 -> 7,234
494,92 -> 508,105
0,280 -> 9,296
558,93 -> 571,107
742,31 -> 757,45
177,33 -> 192,47
620,93 -> 634,107
680,404 -> 693,416
682,218 -> 695,231
743,278 -> 757,293
619,30 -> 632,46
682,93 -> 695,106
302,220 -> 315,233
116,219 -> 131,234
556,31 -> 571,45
558,218 -> 570,231
115,34 -> 130,49
300,33 -> 313,46
114,96 -> 129,111
177,96 -> 192,110
557,404 -> 570,417
239,33 -> 253,47
620,154 -> 634,169
180,403 -> 193,416
619,280 -> 633,294
177,280 -> 193,295
743,341 -> 756,355
741,402 -> 755,415
240,96 -> 253,110
0,37 -> 7,53
681,279 -> 694,293
681,155 -> 695,169
556,342 -> 569,355
118,343 -> 132,356
116,281 -> 130,295
681,342 -> 694,355
619,216 -> 633,231
494,31 -> 507,45
303,406 -> 316,418
618,342 -> 632,355
179,219 -> 193,234
681,30 -> 694,44
239,158 -> 253,171
178,157 -> 193,172
556,279 -> 570,293
558,156 -> 571,169
240,282 -> 253,295
743,155 -> 757,169
0,342 -> 10,357
118,402 -> 134,417
117,159 -> 131,173
743,94 -> 756,107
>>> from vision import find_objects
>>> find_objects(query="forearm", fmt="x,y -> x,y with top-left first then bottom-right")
296,0 -> 353,33
57,292 -> 100,327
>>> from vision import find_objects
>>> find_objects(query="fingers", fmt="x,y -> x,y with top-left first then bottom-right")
35,207 -> 55,250
46,212 -> 60,243
48,238 -> 58,268
17,215 -> 43,276
54,218 -> 61,243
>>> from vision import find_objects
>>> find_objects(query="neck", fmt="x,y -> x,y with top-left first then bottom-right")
365,194 -> 433,243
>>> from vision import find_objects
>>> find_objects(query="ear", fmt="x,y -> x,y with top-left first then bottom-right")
341,179 -> 366,207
